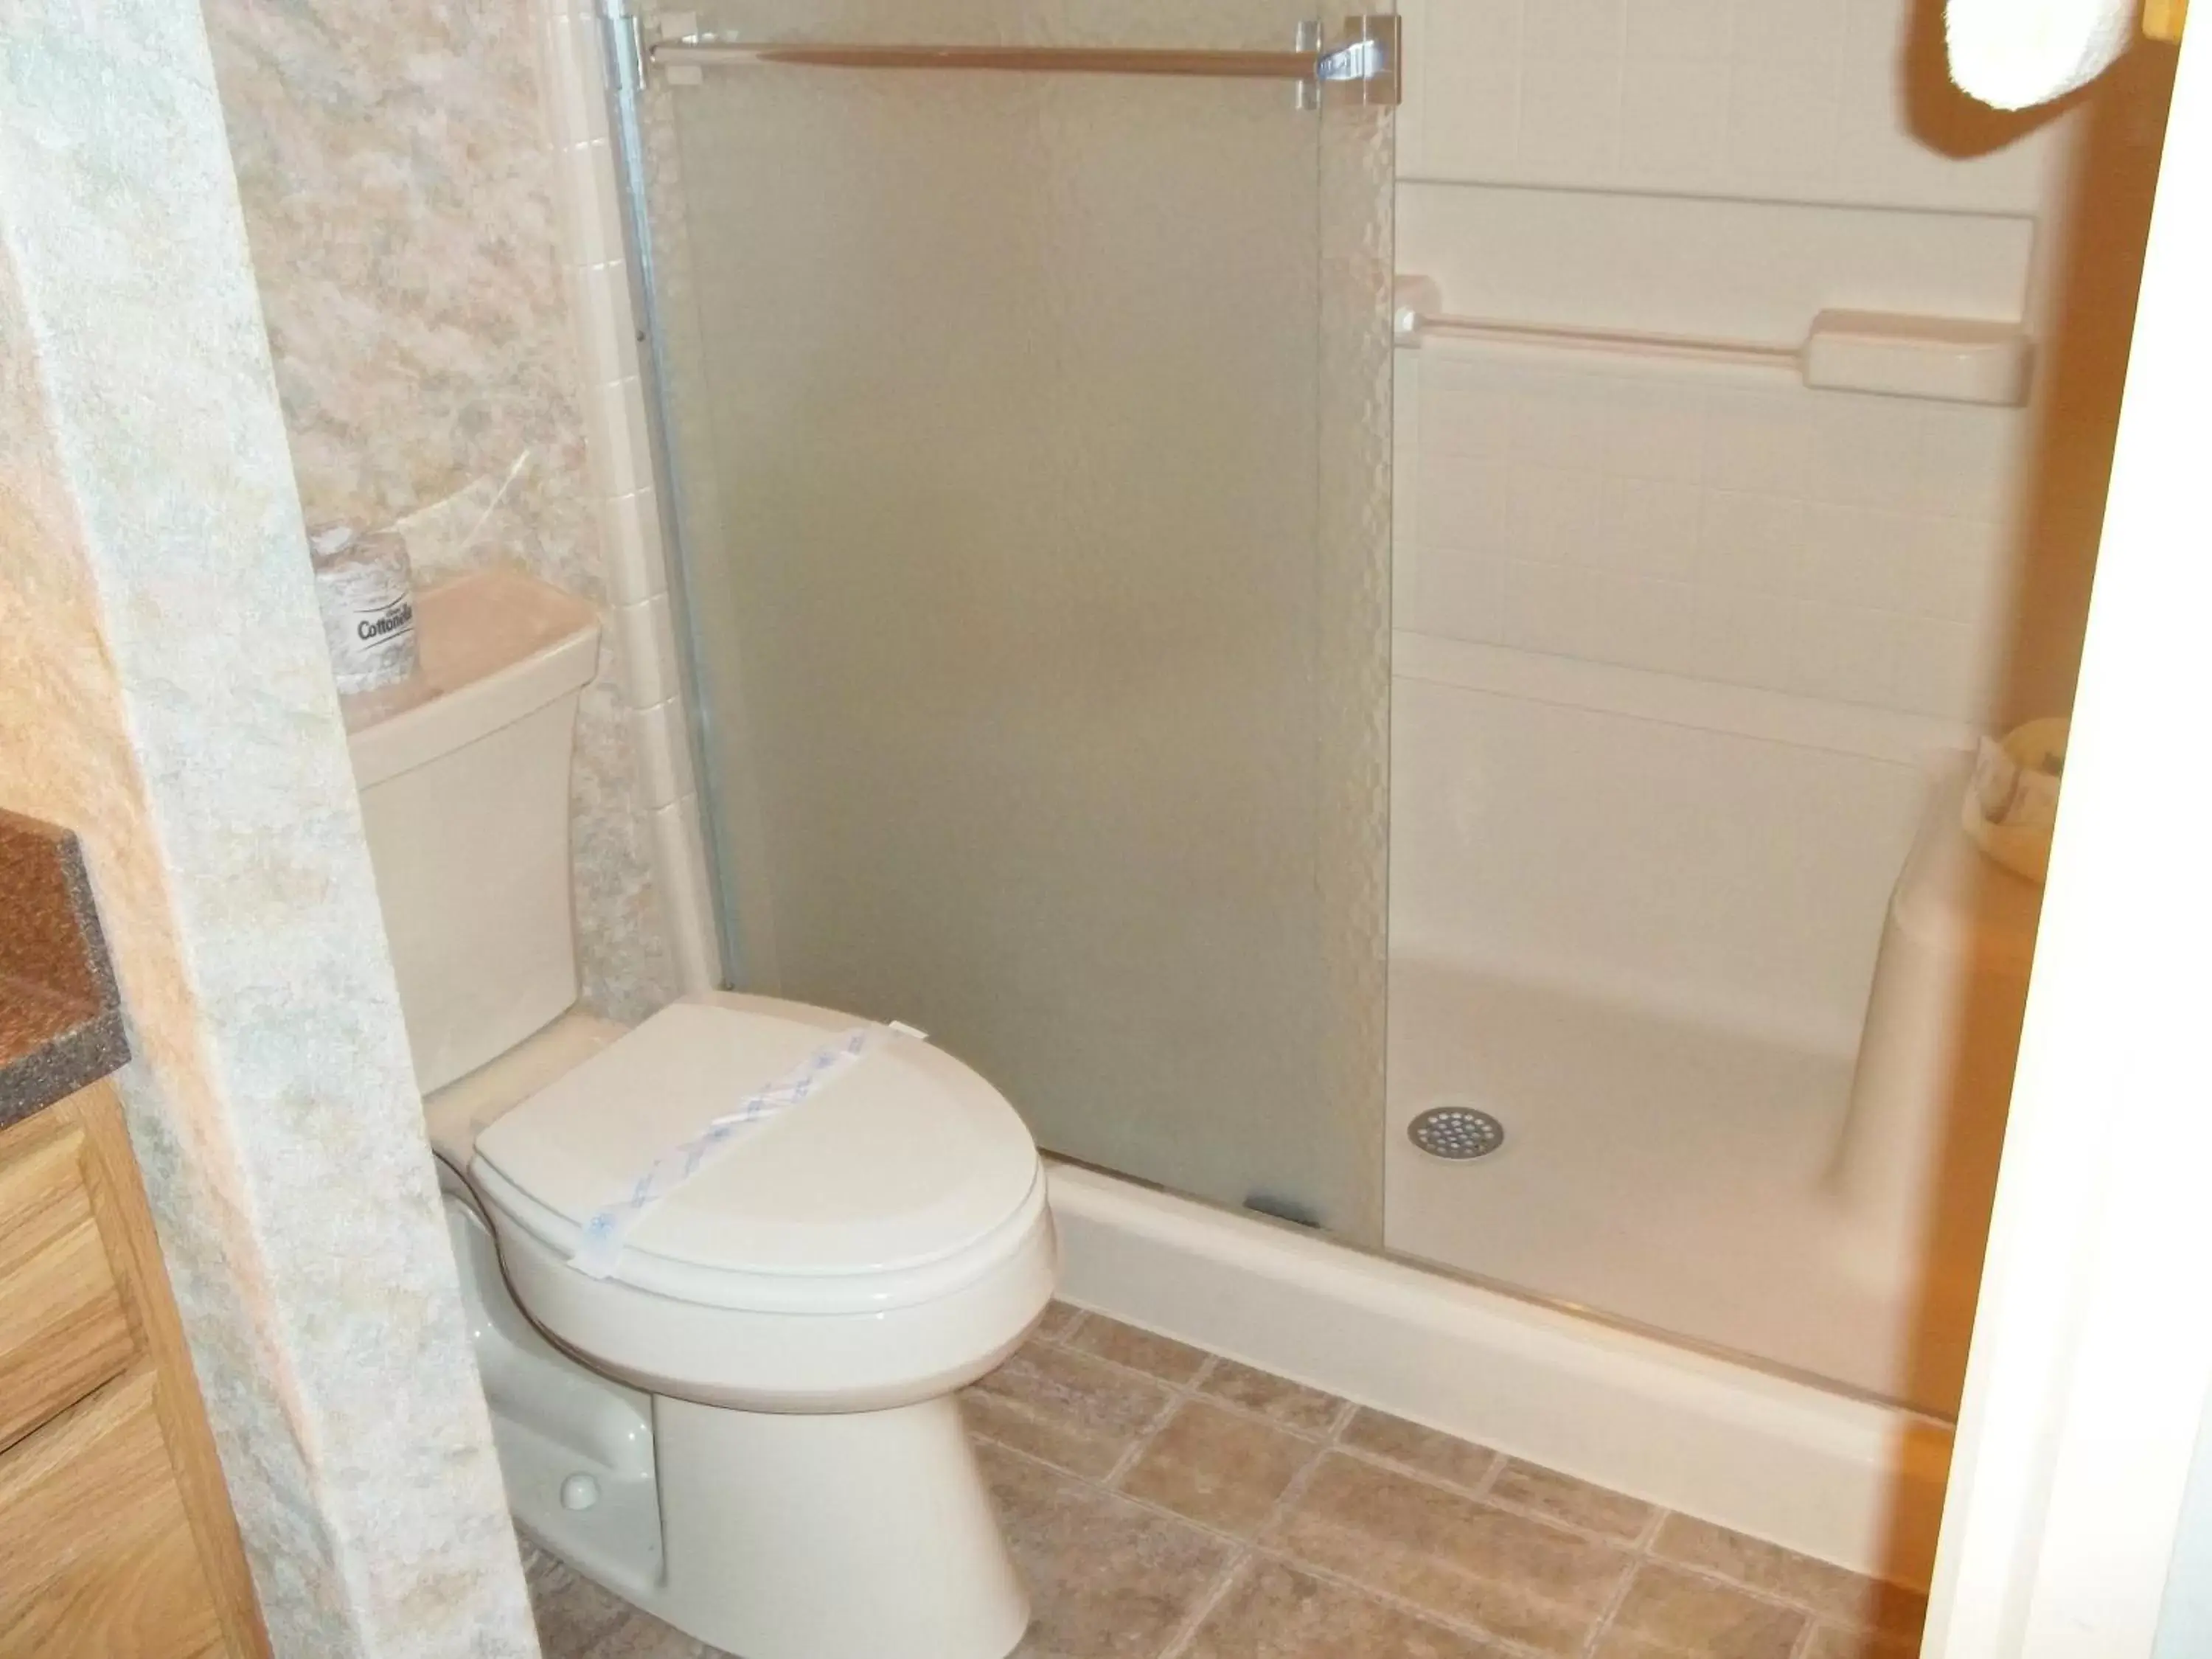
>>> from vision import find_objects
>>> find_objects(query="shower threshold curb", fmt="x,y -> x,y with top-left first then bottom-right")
1048,1161 -> 1950,1587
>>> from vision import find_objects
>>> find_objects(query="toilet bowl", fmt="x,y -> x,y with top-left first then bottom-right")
349,570 -> 1054,1659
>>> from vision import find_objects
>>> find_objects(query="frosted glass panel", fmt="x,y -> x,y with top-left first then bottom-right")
640,0 -> 1392,1238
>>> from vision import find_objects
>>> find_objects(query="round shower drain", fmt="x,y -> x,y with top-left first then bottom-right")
1407,1105 -> 1506,1161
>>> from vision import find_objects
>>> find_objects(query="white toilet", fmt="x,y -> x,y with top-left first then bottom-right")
347,568 -> 1054,1659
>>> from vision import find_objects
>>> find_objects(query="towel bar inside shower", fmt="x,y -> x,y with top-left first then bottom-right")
645,15 -> 1402,106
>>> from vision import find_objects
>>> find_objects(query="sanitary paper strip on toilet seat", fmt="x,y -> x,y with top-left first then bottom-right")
568,1020 -> 926,1279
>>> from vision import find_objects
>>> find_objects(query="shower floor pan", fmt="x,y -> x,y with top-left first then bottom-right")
1384,953 -> 1968,1417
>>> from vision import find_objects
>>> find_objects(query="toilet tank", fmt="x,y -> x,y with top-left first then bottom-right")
347,568 -> 600,1093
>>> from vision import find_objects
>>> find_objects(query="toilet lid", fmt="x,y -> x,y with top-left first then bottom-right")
470,995 -> 1041,1292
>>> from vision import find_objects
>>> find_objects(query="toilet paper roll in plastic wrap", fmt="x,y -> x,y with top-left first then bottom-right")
310,524 -> 419,695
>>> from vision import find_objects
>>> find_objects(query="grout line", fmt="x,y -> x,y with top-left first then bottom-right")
975,1429 -> 1576,1659
1470,1444 -> 1509,1500
1005,1320 -> 1919,1644
1240,1538 -> 1564,1659
1575,1534 -> 1645,1659
1155,1549 -> 1251,1659
1632,1503 -> 1668,1551
1161,1415 -> 1343,1659
1041,1318 -> 1682,1556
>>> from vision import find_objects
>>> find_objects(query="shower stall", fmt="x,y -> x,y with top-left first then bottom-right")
600,0 -> 2059,1447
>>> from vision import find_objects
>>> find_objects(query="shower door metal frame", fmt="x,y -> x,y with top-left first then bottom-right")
593,0 -> 1397,1239
643,15 -> 1402,106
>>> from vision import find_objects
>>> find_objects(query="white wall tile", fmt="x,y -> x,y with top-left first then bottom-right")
653,796 -> 723,992
1423,59 -> 1523,177
1400,343 -> 2025,722
1517,56 -> 1626,181
1599,380 -> 1707,481
1417,456 -> 1508,554
1731,0 -> 1845,66
1705,389 -> 1812,495
1725,59 -> 1840,195
1526,0 -> 1627,60
1618,60 -> 1731,187
1587,571 -> 1700,674
1624,0 -> 1733,60
596,485 -> 668,605
1911,405 -> 2025,520
1808,394 -> 1926,509
1395,0 -> 1430,174
1517,466 -> 1610,565
630,700 -> 678,808
1694,585 -> 1801,689
1790,599 -> 1898,705
629,698 -> 695,810
1408,0 -> 2070,211
1413,547 -> 1507,641
1697,490 -> 1806,593
613,594 -> 681,707
1891,613 -> 1988,720
1499,558 -> 1598,656
1596,478 -> 1702,579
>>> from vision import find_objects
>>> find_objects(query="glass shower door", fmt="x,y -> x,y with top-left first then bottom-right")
627,0 -> 1394,1239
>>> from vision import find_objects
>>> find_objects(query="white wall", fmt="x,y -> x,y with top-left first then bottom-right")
1394,0 -> 2076,730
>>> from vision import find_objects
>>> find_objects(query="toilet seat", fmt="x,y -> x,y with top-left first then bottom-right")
471,992 -> 1043,1314
467,992 -> 1057,1411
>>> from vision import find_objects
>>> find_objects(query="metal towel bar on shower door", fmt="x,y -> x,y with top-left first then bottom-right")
646,15 -> 1403,106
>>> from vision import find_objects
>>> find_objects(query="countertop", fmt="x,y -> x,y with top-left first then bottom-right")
0,808 -> 128,1130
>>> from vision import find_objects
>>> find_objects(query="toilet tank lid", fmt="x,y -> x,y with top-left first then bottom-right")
347,568 -> 598,787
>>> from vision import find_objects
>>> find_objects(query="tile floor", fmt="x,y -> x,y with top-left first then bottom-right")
525,1304 -> 1927,1659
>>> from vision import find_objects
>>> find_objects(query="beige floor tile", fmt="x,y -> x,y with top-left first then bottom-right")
1117,1399 -> 1324,1536
1650,1517 -> 1927,1636
1800,1623 -> 1921,1659
1486,1458 -> 1657,1541
1066,1313 -> 1212,1385
1185,1557 -> 1512,1659
964,1338 -> 1178,1478
979,1440 -> 1237,1659
585,1608 -> 717,1658
1339,1408 -> 1498,1493
1034,1300 -> 1087,1343
521,1538 -> 634,1656
1198,1360 -> 1345,1436
1593,1563 -> 1806,1659
1267,1453 -> 1632,1655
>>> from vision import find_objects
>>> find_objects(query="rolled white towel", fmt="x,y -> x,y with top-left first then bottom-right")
1946,0 -> 2134,109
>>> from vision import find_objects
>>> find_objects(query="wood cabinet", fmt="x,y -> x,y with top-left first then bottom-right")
0,1083 -> 268,1658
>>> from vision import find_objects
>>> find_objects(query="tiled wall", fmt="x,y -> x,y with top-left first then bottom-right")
1396,0 -> 2076,732
1397,0 -> 2065,209
1397,346 -> 2022,721
532,0 -> 723,993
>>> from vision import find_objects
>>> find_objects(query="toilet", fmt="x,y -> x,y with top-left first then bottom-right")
347,568 -> 1054,1659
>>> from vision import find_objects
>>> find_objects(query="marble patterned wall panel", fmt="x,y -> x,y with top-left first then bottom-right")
201,0 -> 681,1021
0,1 -> 541,1652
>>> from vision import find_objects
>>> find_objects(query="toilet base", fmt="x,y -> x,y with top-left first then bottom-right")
651,1394 -> 1031,1659
448,1186 -> 1032,1659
